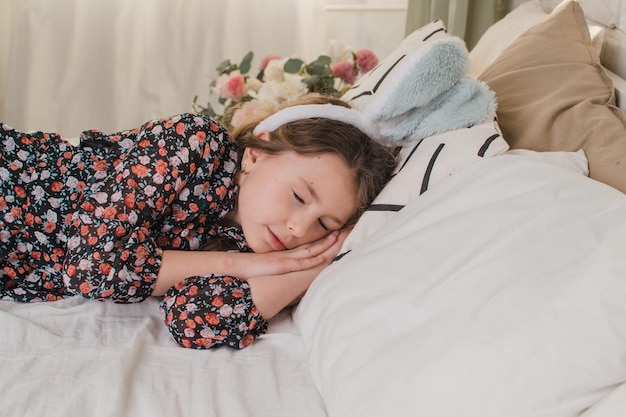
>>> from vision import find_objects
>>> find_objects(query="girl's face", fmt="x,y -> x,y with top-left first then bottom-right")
233,146 -> 357,253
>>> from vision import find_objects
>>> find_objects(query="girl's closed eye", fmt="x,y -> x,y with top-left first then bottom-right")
318,219 -> 329,231
293,191 -> 305,204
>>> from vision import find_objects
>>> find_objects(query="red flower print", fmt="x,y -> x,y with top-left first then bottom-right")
93,159 -> 107,171
44,222 -> 56,233
232,289 -> 244,298
176,122 -> 185,136
131,164 -> 148,177
96,224 -> 107,236
100,289 -> 115,298
239,334 -> 255,349
99,263 -> 112,275
139,139 -> 150,148
14,186 -> 26,198
155,197 -> 165,211
87,236 -> 98,246
155,159 -> 168,175
136,245 -> 148,259
189,285 -> 199,297
197,131 -> 206,142
211,296 -> 224,307
175,295 -> 187,306
81,201 -> 94,212
102,206 -> 117,219
127,178 -> 139,189
50,181 -> 63,192
11,207 -> 22,219
195,339 -> 214,347
185,319 -> 196,329
188,203 -> 199,213
215,185 -> 227,199
205,313 -> 220,325
124,193 -> 136,208
79,282 -> 93,294
174,209 -> 187,222
165,119 -> 175,129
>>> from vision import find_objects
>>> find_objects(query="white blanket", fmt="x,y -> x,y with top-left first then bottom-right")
0,299 -> 325,417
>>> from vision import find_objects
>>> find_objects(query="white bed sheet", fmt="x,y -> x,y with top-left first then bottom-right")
0,298 -> 326,417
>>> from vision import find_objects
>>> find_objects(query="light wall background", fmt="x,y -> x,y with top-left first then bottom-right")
0,0 -> 408,137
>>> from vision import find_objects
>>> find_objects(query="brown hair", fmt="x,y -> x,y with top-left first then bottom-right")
230,95 -> 397,226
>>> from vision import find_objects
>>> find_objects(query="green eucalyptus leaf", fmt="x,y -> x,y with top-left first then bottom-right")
216,59 -> 233,74
301,74 -> 321,87
316,76 -> 338,95
239,51 -> 254,74
284,58 -> 304,73
315,55 -> 332,65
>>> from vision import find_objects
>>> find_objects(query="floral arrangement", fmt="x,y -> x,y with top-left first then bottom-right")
192,43 -> 378,130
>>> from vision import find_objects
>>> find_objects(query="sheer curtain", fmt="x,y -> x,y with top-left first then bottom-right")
0,0 -> 327,137
404,0 -> 523,50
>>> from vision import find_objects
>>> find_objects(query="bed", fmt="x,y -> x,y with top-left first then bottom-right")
2,0 -> 626,416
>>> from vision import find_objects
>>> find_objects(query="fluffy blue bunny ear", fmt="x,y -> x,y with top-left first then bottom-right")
342,20 -> 496,144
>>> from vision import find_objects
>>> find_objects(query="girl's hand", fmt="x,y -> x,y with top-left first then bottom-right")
247,228 -> 349,319
229,230 -> 347,280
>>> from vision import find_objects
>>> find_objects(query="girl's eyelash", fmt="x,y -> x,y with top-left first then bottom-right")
318,219 -> 329,231
293,191 -> 304,204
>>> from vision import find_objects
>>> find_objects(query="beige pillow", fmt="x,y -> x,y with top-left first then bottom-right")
478,0 -> 626,193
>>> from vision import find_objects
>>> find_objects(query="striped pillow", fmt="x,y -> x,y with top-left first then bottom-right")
338,116 -> 509,258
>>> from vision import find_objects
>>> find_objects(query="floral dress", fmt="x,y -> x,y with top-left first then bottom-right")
0,113 -> 267,349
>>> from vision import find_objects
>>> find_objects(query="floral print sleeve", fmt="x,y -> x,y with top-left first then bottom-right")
62,114 -> 240,302
160,275 -> 268,350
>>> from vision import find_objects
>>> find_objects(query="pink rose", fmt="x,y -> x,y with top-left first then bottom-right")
231,100 -> 261,128
355,49 -> 378,74
259,54 -> 282,71
331,60 -> 357,85
216,71 -> 247,101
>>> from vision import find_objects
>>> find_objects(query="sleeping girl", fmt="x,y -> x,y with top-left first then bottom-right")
0,95 -> 396,349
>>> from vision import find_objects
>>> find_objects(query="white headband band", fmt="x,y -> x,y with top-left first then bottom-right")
253,104 -> 380,139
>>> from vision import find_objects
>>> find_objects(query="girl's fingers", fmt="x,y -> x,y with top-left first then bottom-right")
289,232 -> 338,258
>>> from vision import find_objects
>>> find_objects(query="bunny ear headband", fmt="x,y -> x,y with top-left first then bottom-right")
253,103 -> 380,140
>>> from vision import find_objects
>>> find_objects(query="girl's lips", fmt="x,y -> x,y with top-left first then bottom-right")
267,228 -> 287,251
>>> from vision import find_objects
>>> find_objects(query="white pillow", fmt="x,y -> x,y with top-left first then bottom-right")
295,153 -> 626,417
339,116 -> 509,255
505,148 -> 589,176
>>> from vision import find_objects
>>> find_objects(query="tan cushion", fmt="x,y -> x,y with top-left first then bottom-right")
478,0 -> 626,193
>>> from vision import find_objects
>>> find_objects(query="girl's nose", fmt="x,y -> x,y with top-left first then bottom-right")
287,213 -> 314,239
